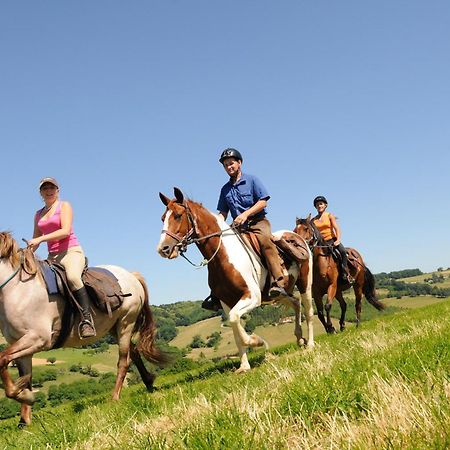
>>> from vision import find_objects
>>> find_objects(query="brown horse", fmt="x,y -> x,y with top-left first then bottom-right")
0,231 -> 167,426
157,188 -> 314,373
294,215 -> 385,333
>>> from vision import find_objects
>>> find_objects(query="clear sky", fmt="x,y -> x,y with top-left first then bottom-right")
1,1 -> 449,305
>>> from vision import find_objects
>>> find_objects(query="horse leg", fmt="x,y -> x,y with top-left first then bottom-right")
300,290 -> 315,348
226,296 -> 267,373
111,325 -> 134,401
313,291 -> 328,333
335,290 -> 347,332
279,296 -> 304,346
0,334 -> 49,406
130,343 -> 156,392
325,282 -> 338,334
221,304 -> 250,373
353,283 -> 363,327
15,357 -> 33,426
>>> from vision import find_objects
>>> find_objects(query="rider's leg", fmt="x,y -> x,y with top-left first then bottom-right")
250,219 -> 288,297
336,242 -> 352,283
54,246 -> 96,338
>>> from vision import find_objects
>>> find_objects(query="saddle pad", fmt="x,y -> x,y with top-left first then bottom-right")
39,260 -> 60,295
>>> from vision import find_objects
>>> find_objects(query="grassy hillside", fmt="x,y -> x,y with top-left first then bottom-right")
0,299 -> 448,449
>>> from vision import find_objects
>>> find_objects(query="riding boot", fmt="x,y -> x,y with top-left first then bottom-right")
268,276 -> 289,299
72,286 -> 96,338
202,292 -> 222,311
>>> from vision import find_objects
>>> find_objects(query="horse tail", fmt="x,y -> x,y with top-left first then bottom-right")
363,267 -> 386,311
132,272 -> 169,366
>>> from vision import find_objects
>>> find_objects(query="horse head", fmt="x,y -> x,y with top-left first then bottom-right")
294,214 -> 316,245
157,187 -> 197,259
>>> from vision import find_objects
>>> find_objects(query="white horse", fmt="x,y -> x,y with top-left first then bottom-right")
157,188 -> 314,374
0,231 -> 166,426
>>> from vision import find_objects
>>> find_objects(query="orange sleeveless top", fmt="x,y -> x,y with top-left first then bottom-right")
313,212 -> 335,241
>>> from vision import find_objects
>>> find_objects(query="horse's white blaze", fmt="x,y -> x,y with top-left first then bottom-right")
157,210 -> 173,250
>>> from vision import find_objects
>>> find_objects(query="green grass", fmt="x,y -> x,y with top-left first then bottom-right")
1,299 -> 449,449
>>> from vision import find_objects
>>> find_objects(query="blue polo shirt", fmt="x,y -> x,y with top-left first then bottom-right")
217,173 -> 270,220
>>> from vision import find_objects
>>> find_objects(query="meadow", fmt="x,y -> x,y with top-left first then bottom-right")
0,297 -> 448,449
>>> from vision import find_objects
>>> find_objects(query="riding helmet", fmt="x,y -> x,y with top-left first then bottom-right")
219,148 -> 243,164
313,195 -> 328,207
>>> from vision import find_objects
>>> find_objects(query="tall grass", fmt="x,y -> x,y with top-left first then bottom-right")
1,301 -> 449,449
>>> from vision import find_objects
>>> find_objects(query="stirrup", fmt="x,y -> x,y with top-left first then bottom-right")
78,317 -> 96,339
268,286 -> 289,299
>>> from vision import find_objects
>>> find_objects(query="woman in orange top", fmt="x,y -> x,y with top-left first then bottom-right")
312,196 -> 351,283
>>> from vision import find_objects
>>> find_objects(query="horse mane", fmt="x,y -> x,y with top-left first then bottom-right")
0,231 -> 21,268
0,231 -> 41,280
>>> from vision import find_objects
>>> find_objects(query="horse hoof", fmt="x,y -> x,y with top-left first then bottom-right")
16,389 -> 35,406
235,366 -> 251,374
249,334 -> 269,349
297,338 -> 306,347
327,327 -> 336,335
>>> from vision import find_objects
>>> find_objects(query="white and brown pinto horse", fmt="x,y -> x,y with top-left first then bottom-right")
0,231 -> 166,426
157,188 -> 314,373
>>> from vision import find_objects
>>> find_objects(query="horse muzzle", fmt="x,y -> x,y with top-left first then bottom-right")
157,243 -> 179,259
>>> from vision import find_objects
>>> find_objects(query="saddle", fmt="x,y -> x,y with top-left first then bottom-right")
241,230 -> 309,265
39,260 -> 131,347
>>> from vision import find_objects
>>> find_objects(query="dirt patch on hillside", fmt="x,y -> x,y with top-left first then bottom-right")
33,358 -> 64,366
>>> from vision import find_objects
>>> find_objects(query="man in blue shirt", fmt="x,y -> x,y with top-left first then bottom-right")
217,148 -> 288,298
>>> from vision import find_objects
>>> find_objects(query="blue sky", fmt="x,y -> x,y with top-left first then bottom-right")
1,1 -> 449,305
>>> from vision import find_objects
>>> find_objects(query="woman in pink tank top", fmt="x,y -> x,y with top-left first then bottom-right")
28,177 -> 96,339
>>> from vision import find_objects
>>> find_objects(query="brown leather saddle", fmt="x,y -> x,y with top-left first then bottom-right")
241,230 -> 310,265
39,260 -> 131,347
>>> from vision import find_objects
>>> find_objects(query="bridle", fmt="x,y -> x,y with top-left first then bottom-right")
161,201 -> 228,268
297,220 -> 333,254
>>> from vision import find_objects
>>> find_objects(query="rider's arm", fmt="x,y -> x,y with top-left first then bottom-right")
234,199 -> 268,225
329,213 -> 341,244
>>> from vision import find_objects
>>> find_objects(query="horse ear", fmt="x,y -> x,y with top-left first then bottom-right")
173,187 -> 184,204
307,213 -> 311,221
159,193 -> 170,206
295,217 -> 301,225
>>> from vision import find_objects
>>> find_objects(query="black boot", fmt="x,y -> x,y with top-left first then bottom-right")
72,287 -> 96,338
202,293 -> 222,311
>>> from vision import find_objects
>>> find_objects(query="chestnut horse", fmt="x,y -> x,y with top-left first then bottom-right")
294,216 -> 385,334
0,231 -> 166,426
157,188 -> 314,373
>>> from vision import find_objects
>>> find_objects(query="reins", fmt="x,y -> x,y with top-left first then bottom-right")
0,266 -> 20,289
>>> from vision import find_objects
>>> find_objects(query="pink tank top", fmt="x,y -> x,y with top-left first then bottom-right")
36,201 -> 80,254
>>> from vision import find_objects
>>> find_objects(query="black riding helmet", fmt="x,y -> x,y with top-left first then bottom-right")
313,195 -> 328,207
219,148 -> 243,164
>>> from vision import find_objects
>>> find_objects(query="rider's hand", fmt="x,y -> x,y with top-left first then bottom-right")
333,240 -> 341,246
233,212 -> 249,226
27,237 -> 42,251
